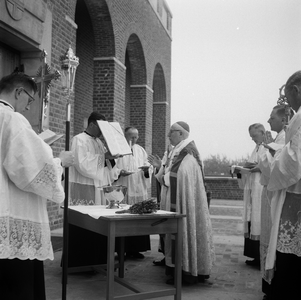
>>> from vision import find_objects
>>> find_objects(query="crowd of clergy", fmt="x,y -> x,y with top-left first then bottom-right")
1,69 -> 301,300
233,70 -> 301,300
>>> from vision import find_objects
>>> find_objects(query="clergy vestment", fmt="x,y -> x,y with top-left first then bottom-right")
267,107 -> 301,300
156,139 -> 215,281
67,132 -> 120,268
241,144 -> 265,261
0,102 -> 65,299
114,144 -> 152,255
257,130 -> 285,296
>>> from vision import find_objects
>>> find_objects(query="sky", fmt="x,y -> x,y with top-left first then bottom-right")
167,0 -> 301,160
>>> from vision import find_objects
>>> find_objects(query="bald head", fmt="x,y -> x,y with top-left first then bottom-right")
125,126 -> 139,146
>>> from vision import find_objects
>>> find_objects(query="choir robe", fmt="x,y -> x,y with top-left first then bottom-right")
114,144 -> 153,255
0,102 -> 65,299
156,139 -> 215,280
241,144 -> 265,260
257,130 -> 285,295
67,132 -> 120,268
267,107 -> 301,299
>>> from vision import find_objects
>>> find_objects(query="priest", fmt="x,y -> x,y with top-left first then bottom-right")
150,121 -> 215,284
114,127 -> 152,259
239,123 -> 266,268
267,71 -> 301,300
0,72 -> 74,299
257,106 -> 288,299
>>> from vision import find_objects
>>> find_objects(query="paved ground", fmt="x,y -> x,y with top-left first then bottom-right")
46,199 -> 264,300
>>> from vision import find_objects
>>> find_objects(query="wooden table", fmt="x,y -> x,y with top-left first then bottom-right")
67,206 -> 184,300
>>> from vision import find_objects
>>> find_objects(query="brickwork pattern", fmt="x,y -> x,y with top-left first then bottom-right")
74,0 -> 94,135
205,177 -> 243,200
42,0 -> 171,229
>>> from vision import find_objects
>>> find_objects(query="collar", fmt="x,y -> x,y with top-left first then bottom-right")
84,130 -> 95,138
0,99 -> 15,111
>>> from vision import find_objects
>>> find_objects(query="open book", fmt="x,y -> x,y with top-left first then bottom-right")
38,129 -> 64,145
97,121 -> 132,156
230,165 -> 251,175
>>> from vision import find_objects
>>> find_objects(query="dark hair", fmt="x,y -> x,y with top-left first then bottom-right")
125,126 -> 138,133
286,70 -> 301,90
88,111 -> 106,125
272,104 -> 294,119
0,72 -> 37,94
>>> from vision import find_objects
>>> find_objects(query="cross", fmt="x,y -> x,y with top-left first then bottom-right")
34,50 -> 61,132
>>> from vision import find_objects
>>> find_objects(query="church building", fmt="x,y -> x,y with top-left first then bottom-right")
0,0 -> 172,229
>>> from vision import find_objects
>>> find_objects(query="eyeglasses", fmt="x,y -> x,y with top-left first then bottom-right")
19,87 -> 35,105
168,129 -> 181,136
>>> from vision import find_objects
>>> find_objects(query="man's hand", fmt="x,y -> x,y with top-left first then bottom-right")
249,166 -> 261,173
59,151 -> 74,167
119,169 -> 132,177
264,130 -> 274,144
148,154 -> 162,169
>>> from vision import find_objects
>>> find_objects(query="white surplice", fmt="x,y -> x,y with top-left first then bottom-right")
242,144 -> 265,240
114,144 -> 153,204
69,132 -> 120,205
0,103 -> 64,260
257,130 -> 285,282
265,107 -> 301,282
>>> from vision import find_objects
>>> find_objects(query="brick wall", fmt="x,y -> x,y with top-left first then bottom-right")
42,0 -> 172,230
204,177 -> 243,200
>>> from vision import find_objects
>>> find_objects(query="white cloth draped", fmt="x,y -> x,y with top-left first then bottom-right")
114,144 -> 153,204
69,133 -> 120,205
0,103 -> 64,260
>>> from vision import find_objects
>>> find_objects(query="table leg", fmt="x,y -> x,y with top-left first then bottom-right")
118,237 -> 125,278
174,218 -> 183,300
106,222 -> 116,300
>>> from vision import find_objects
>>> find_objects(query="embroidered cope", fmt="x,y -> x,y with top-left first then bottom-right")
156,140 -> 215,277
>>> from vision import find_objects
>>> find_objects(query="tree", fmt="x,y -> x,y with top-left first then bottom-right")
203,154 -> 248,176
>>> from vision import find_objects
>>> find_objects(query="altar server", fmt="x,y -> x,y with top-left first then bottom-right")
267,71 -> 301,300
0,73 -> 73,299
67,111 -> 123,269
150,121 -> 215,284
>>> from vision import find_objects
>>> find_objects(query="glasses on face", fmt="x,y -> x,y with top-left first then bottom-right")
168,129 -> 180,136
19,87 -> 35,105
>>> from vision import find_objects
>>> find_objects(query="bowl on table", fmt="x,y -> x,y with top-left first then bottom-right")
100,185 -> 127,209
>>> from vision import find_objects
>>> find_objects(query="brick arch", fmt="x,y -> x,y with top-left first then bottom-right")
74,0 -> 95,135
153,63 -> 166,104
151,63 -> 168,196
124,33 -> 151,150
126,33 -> 147,85
83,0 -> 115,57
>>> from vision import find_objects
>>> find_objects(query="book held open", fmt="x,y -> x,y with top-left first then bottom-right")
97,121 -> 132,156
38,129 -> 64,145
